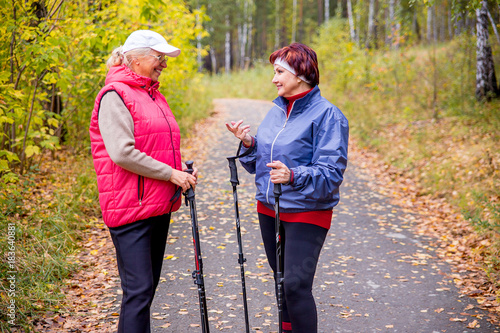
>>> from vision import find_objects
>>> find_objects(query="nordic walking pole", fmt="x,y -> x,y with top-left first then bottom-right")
227,155 -> 250,333
273,183 -> 284,333
184,161 -> 210,333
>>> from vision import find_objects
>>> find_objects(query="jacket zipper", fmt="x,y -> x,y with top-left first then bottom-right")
138,175 -> 144,206
151,91 -> 180,212
265,102 -> 293,204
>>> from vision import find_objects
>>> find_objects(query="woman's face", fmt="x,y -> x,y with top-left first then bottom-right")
272,65 -> 302,98
134,50 -> 167,82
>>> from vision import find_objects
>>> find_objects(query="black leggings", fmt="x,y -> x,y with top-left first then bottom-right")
109,214 -> 171,333
259,213 -> 328,333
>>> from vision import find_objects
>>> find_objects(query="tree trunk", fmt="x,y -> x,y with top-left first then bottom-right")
281,0 -> 287,46
426,5 -> 432,43
325,0 -> 329,22
262,1 -> 267,56
448,8 -> 453,40
317,0 -> 323,26
395,0 -> 400,48
5,3 -> 17,152
196,0 -> 202,72
476,0 -> 499,100
438,5 -> 445,41
225,15 -> 231,74
413,4 -> 421,42
433,5 -> 437,42
237,22 -> 243,69
298,0 -> 304,42
275,0 -> 279,49
239,0 -> 248,69
246,0 -> 253,69
20,69 -> 48,174
356,2 -> 361,43
257,0 -> 267,59
366,0 -> 375,48
292,0 -> 297,42
487,7 -> 500,45
210,48 -> 217,74
347,0 -> 356,42
388,0 -> 397,49
455,11 -> 463,35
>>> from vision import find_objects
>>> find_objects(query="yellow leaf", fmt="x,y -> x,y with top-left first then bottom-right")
467,320 -> 479,329
25,145 -> 40,158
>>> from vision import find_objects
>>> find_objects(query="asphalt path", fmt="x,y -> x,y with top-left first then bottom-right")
151,99 -> 499,333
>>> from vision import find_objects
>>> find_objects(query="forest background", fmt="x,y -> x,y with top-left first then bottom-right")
0,0 -> 499,330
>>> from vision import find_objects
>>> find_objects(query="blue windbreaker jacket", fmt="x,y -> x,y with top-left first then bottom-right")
240,85 -> 349,213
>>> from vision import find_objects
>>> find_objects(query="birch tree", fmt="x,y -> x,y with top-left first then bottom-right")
366,0 -> 376,48
388,0 -> 397,48
239,0 -> 249,69
427,4 -> 433,43
347,0 -> 357,42
486,6 -> 500,44
225,14 -> 231,73
207,2 -> 217,73
325,0 -> 330,22
246,0 -> 254,69
475,0 -> 499,100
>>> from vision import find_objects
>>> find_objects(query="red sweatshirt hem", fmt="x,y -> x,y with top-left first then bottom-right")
257,201 -> 332,229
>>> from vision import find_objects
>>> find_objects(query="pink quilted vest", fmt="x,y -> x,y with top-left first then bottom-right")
89,65 -> 182,228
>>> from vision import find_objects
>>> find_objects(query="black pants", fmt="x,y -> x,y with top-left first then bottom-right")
109,214 -> 171,333
259,213 -> 328,333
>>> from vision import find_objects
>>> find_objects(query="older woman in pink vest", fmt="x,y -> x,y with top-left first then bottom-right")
89,30 -> 197,333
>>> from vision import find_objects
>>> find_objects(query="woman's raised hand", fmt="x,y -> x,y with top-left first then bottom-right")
225,120 -> 252,146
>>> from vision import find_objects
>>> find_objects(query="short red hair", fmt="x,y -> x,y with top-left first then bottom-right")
269,43 -> 319,86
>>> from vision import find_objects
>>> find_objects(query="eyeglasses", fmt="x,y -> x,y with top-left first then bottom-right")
148,54 -> 167,63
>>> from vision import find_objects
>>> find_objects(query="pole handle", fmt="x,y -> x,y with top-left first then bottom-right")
227,157 -> 239,186
274,183 -> 282,197
185,160 -> 194,174
184,160 -> 195,206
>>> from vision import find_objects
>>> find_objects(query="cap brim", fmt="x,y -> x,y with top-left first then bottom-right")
151,43 -> 181,57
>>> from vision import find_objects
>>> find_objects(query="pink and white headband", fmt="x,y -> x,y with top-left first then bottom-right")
274,58 -> 311,84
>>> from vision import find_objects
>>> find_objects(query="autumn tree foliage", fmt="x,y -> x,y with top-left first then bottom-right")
187,0 -> 499,106
0,0 -> 204,329
0,0 -> 204,181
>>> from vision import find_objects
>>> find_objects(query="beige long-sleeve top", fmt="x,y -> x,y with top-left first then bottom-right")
98,91 -> 173,181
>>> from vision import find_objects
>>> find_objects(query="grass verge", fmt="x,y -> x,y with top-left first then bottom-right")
0,152 -> 101,331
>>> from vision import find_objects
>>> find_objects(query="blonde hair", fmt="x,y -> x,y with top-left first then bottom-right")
106,46 -> 153,69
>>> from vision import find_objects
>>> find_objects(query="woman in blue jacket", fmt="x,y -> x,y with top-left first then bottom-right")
226,43 -> 349,333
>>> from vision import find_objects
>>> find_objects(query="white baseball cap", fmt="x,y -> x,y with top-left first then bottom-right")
122,30 -> 181,57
